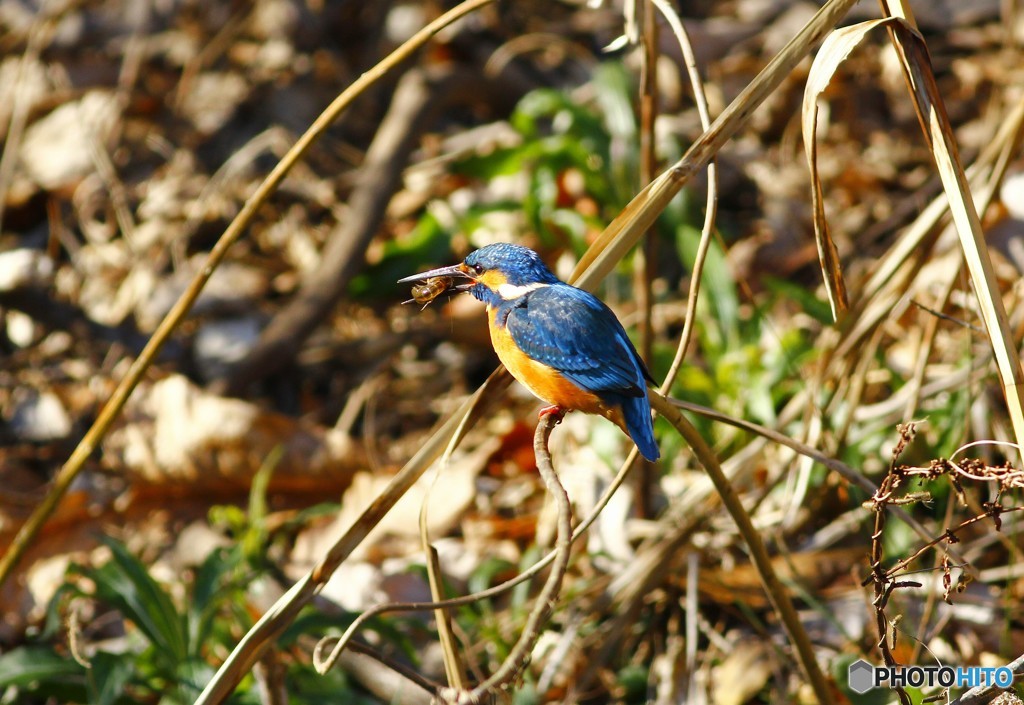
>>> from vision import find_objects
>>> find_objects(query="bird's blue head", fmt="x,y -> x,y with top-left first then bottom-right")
398,243 -> 560,308
461,243 -> 560,305
464,244 -> 559,286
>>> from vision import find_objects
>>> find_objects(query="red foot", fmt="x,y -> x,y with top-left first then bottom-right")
538,405 -> 566,424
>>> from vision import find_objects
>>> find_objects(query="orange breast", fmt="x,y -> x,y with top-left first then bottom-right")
488,308 -> 626,429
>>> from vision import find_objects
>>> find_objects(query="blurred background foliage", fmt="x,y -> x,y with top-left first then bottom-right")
2,0 -> 1024,703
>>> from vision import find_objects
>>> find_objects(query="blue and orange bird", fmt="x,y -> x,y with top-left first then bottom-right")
399,243 -> 660,461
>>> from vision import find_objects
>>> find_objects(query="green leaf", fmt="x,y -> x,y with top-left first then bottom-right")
882,516 -> 921,563
467,556 -> 516,596
277,606 -> 357,647
169,658 -> 217,704
87,536 -> 188,665
592,62 -> 638,197
616,664 -> 649,704
88,651 -> 135,705
510,89 -> 565,137
287,661 -> 374,704
454,144 -> 529,180
40,580 -> 87,640
351,211 -> 453,299
0,646 -> 87,688
458,556 -> 516,624
675,224 -> 739,349
592,62 -> 637,141
510,88 -> 612,169
763,275 -> 833,324
187,545 -> 244,654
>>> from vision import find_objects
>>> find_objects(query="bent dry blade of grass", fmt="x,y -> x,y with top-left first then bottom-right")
200,0 -> 864,702
801,25 -> 860,320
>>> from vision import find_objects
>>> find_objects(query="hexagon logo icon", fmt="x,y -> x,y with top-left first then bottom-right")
848,659 -> 875,694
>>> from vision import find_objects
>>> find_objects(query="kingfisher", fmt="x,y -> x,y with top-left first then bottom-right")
399,243 -> 659,461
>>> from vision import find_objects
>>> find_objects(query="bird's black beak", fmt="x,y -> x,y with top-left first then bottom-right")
397,263 -> 475,290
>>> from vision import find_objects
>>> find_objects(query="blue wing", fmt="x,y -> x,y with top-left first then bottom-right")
504,284 -> 650,397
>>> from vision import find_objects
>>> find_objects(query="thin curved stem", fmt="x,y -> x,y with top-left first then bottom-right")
461,413 -> 573,700
649,0 -> 719,391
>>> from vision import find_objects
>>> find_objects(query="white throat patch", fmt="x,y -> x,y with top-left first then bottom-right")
497,282 -> 549,300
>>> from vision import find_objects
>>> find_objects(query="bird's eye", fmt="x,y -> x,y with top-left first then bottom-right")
471,264 -> 485,275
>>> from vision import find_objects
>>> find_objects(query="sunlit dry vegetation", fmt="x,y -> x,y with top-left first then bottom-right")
2,1 -> 1024,703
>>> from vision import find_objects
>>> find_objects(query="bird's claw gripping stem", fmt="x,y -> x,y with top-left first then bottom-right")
538,405 -> 565,424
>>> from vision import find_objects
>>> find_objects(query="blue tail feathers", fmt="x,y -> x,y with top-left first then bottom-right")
621,392 -> 660,461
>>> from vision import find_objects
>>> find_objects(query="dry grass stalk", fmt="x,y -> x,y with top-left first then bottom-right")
877,7 -> 1024,451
